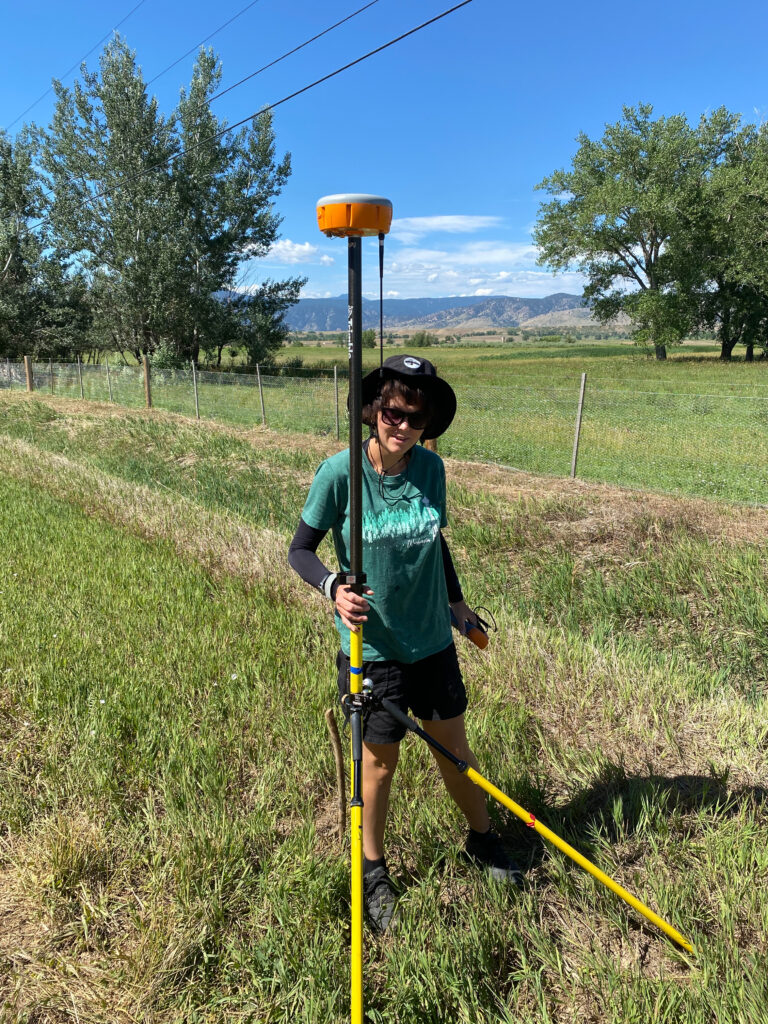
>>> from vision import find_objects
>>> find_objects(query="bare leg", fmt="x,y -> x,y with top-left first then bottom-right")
420,715 -> 490,833
362,740 -> 400,861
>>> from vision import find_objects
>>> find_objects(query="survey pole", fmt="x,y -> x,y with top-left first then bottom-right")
316,194 -> 393,1024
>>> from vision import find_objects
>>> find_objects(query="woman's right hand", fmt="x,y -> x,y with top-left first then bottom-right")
335,584 -> 374,632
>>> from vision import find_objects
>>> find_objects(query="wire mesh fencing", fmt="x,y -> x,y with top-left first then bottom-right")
575,387 -> 768,505
4,359 -> 768,506
1,359 -> 26,390
443,383 -> 583,477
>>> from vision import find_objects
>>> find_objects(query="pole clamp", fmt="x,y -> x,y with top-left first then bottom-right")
337,572 -> 367,586
341,686 -> 373,716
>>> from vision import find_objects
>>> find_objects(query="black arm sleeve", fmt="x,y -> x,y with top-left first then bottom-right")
440,531 -> 463,603
288,518 -> 339,597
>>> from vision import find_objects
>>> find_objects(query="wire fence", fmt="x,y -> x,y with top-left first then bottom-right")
3,358 -> 768,506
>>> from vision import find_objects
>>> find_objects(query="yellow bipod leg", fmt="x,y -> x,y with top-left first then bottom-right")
381,698 -> 694,955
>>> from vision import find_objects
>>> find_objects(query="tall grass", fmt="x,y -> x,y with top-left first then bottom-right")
0,394 -> 767,1022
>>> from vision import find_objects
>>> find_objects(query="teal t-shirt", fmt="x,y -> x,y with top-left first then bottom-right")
301,443 -> 453,663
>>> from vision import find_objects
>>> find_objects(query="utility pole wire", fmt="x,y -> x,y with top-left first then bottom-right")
27,0 -> 381,213
204,0 -> 382,108
156,1 -> 383,132
3,0 -> 149,132
147,0 -> 265,86
29,0 -> 474,230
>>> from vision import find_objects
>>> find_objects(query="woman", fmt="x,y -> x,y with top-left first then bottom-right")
288,354 -> 522,934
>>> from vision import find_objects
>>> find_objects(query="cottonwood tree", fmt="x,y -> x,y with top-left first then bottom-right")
687,123 -> 768,360
41,37 -> 302,365
41,39 -> 175,358
534,104 -> 739,359
0,130 -> 90,358
0,130 -> 42,356
164,49 -> 304,364
202,278 -> 304,367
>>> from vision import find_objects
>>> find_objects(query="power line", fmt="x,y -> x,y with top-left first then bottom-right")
146,0 -> 265,86
30,0 -> 474,228
249,0 -> 474,122
27,0 -> 383,210
3,0 -> 149,133
205,0 -> 382,108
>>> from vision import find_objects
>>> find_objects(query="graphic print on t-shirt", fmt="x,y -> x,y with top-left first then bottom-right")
362,502 -> 440,549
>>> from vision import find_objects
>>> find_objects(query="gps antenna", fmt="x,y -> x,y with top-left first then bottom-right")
316,193 -> 393,1024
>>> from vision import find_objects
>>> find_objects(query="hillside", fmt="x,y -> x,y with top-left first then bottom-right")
520,307 -> 631,331
285,292 -> 586,332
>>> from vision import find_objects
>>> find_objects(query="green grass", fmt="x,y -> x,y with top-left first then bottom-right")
1,395 -> 767,1021
8,338 -> 768,505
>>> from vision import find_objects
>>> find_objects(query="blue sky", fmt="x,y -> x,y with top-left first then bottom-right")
3,0 -> 768,299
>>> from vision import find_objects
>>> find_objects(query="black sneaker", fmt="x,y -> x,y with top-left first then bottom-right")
363,865 -> 398,934
463,829 -> 525,886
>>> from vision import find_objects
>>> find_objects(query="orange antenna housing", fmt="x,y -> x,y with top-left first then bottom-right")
316,193 -> 393,238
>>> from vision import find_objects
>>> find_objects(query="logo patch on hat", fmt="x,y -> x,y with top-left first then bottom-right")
403,357 -> 421,370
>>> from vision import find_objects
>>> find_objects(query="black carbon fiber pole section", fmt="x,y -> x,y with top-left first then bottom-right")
348,236 -> 363,588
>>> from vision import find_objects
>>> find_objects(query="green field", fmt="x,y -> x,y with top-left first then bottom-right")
0,393 -> 767,1022
7,338 -> 768,506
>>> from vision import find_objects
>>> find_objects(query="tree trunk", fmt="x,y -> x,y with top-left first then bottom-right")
719,304 -> 735,360
654,344 -> 667,360
746,343 -> 754,362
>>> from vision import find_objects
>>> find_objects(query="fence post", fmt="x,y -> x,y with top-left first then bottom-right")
77,354 -> 84,399
334,364 -> 340,440
6,358 -> 10,386
191,360 -> 200,420
570,372 -> 587,479
24,356 -> 33,392
105,356 -> 114,402
256,363 -> 266,425
143,355 -> 152,408
49,358 -> 54,394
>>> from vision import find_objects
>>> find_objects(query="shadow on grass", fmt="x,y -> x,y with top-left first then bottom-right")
491,764 -> 768,876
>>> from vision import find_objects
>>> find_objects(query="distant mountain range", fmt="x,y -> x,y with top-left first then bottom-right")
284,293 -> 587,332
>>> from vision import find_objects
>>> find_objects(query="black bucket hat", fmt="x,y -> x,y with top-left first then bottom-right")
360,354 -> 457,439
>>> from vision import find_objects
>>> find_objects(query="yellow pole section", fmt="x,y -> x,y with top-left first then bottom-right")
349,628 -> 364,1024
349,630 -> 363,695
464,767 -> 694,953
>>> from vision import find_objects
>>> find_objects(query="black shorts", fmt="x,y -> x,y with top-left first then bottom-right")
336,643 -> 468,744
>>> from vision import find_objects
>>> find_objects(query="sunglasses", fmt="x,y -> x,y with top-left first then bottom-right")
379,406 -> 430,431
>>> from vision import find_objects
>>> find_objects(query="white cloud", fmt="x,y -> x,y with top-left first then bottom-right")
379,239 -> 586,298
263,239 -> 335,266
390,215 -> 503,244
399,242 -> 537,268
295,227 -> 586,300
